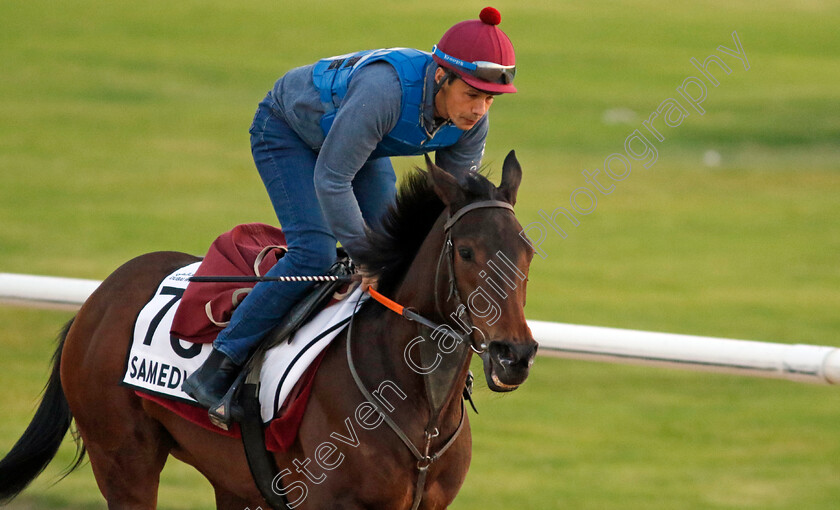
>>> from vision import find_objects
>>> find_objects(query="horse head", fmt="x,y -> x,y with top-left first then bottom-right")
426,151 -> 538,392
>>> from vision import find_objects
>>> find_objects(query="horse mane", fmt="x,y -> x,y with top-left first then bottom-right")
353,167 -> 498,299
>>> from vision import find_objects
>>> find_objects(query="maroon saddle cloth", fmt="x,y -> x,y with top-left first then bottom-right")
171,222 -> 289,343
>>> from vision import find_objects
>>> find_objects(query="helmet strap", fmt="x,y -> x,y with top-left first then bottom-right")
433,67 -> 457,96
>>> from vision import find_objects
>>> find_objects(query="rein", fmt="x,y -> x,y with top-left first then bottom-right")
347,199 -> 515,510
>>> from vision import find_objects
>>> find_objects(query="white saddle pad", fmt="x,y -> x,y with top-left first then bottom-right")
122,262 -> 365,422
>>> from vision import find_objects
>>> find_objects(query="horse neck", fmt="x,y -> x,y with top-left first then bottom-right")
356,213 -> 470,434
393,213 -> 448,320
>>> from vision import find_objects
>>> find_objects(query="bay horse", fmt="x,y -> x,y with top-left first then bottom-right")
0,152 -> 537,509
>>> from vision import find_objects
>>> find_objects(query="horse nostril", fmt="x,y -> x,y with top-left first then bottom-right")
489,342 -> 515,367
522,342 -> 538,363
489,341 -> 537,371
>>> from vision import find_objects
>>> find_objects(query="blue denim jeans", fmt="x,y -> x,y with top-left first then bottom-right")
213,98 -> 396,364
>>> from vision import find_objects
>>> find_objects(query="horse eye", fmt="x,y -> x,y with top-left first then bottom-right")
457,247 -> 474,261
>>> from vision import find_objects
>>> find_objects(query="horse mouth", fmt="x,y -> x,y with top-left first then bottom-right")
489,366 -> 521,392
480,340 -> 537,393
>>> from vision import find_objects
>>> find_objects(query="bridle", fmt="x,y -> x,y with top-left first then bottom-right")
435,199 -> 515,354
346,198 -> 516,510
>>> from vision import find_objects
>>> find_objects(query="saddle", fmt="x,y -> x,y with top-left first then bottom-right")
208,258 -> 354,510
207,256 -> 354,430
186,230 -> 354,510
158,222 -> 354,430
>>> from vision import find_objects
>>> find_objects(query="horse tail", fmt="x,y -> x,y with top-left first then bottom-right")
0,318 -> 86,504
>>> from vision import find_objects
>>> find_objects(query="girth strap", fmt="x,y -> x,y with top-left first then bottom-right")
238,379 -> 292,510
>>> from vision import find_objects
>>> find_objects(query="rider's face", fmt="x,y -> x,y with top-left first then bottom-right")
434,68 -> 495,131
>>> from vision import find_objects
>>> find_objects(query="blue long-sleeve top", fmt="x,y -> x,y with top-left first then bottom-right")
264,59 -> 488,257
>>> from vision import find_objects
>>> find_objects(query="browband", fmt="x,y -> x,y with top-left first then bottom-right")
443,200 -> 514,231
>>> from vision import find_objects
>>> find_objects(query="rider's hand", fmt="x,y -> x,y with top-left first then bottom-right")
358,267 -> 378,292
361,275 -> 378,292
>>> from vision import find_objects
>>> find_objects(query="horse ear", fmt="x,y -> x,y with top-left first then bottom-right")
498,150 -> 522,206
425,154 -> 464,206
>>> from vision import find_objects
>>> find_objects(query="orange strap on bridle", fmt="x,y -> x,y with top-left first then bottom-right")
366,287 -> 404,316
365,286 -> 472,349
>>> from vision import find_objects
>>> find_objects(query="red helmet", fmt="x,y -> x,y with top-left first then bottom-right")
432,7 -> 517,94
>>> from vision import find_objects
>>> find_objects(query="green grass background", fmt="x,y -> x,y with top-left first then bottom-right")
2,0 -> 839,508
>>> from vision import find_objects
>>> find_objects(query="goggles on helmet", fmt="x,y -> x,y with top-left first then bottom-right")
432,45 -> 516,86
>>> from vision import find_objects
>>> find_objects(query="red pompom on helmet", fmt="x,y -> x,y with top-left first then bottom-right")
479,6 -> 502,26
433,7 -> 517,94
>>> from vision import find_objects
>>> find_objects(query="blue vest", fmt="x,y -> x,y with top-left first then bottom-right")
312,48 -> 464,159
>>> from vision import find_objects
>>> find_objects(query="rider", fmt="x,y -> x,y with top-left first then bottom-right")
183,7 -> 518,409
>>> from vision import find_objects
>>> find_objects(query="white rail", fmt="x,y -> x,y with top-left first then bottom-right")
2,273 -> 838,385
0,273 -> 101,310
530,320 -> 840,386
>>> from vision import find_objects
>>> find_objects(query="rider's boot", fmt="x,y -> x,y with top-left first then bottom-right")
182,348 -> 241,409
